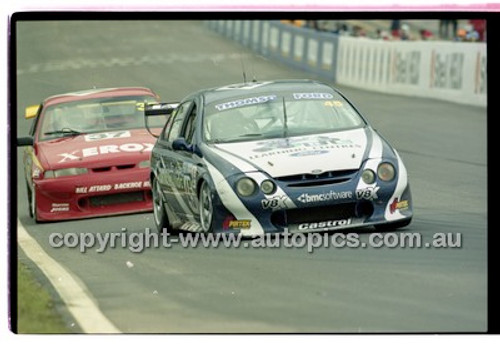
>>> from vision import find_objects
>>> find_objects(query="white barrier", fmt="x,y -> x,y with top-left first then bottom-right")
336,37 -> 487,107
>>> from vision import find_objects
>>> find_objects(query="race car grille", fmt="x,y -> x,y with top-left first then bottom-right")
271,203 -> 356,227
91,164 -> 136,172
276,169 -> 358,187
89,191 -> 145,207
92,166 -> 112,172
116,164 -> 135,170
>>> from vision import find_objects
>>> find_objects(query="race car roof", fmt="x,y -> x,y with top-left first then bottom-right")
189,80 -> 336,105
42,87 -> 157,108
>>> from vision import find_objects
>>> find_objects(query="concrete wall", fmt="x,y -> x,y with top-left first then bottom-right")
206,20 -> 487,107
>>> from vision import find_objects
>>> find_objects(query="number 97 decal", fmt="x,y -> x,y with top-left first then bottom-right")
84,131 -> 132,142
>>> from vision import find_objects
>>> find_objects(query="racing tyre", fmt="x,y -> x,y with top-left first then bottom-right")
152,177 -> 173,234
374,217 -> 412,232
198,181 -> 214,233
26,183 -> 33,218
27,183 -> 39,222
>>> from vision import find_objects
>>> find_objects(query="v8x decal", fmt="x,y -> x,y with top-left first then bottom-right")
261,196 -> 290,210
356,186 -> 380,200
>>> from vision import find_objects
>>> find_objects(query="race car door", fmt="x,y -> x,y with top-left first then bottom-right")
172,101 -> 202,220
153,100 -> 194,221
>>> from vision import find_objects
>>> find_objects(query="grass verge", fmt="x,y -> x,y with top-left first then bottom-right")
17,260 -> 71,333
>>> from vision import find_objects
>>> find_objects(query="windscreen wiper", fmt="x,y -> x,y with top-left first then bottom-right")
212,133 -> 263,143
44,128 -> 86,136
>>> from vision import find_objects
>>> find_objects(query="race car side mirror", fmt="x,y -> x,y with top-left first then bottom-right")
25,105 -> 40,119
172,138 -> 191,152
145,103 -> 179,116
17,136 -> 34,146
172,138 -> 203,157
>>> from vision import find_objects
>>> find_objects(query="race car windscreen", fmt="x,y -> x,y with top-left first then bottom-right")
203,92 -> 366,143
39,95 -> 165,140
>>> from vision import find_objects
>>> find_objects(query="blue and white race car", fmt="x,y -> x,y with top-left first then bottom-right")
147,80 -> 412,236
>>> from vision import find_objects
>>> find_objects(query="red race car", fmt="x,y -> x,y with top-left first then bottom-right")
17,87 -> 167,222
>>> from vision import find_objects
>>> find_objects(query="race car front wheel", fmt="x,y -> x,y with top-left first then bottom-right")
198,181 -> 214,233
152,177 -> 172,234
26,183 -> 33,218
27,183 -> 38,222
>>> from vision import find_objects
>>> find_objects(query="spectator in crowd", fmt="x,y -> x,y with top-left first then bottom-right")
306,20 -> 319,30
352,25 -> 366,37
439,19 -> 458,39
456,24 -> 480,42
439,19 -> 449,38
280,20 -> 305,27
281,19 -> 485,43
375,28 -> 391,40
331,22 -> 351,36
450,20 -> 458,39
456,28 -> 467,41
400,24 -> 411,40
469,19 -> 486,41
419,29 -> 434,40
464,24 -> 480,41
390,19 -> 401,38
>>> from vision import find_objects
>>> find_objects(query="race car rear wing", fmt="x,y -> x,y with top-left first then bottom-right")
145,103 -> 179,116
144,102 -> 179,138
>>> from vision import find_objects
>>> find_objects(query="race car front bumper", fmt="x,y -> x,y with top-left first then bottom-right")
210,170 -> 413,236
33,168 -> 153,221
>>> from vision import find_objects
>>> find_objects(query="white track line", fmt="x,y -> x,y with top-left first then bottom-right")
17,219 -> 121,333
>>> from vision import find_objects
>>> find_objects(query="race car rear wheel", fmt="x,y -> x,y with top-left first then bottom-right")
374,217 -> 412,232
152,177 -> 172,234
198,181 -> 214,233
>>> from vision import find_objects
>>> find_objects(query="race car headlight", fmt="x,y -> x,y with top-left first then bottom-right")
361,169 -> 376,184
260,179 -> 276,195
236,177 -> 257,197
45,168 -> 88,178
377,162 -> 395,182
32,168 -> 42,179
138,160 -> 150,168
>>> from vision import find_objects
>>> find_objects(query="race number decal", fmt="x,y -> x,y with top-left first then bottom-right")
84,131 -> 131,142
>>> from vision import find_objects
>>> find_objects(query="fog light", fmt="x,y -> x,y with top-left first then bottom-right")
260,180 -> 276,195
46,168 -> 88,178
361,169 -> 376,184
236,177 -> 257,197
377,163 -> 395,182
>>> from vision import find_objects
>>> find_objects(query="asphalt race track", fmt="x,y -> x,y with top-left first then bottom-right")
15,20 -> 487,333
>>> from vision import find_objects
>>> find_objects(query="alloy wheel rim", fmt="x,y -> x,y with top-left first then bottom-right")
152,180 -> 163,226
199,183 -> 213,232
